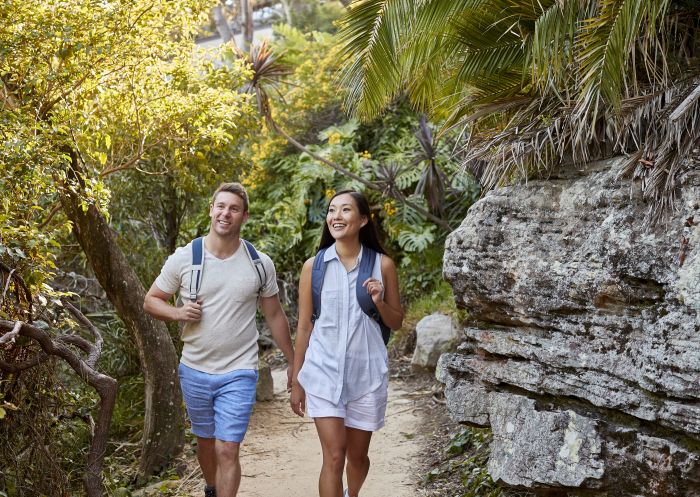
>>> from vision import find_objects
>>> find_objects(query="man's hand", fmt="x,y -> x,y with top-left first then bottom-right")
177,299 -> 203,322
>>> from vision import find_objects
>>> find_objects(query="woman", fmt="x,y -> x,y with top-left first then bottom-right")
290,190 -> 404,497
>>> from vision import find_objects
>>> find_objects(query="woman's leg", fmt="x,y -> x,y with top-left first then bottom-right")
345,427 -> 372,497
314,417 -> 347,497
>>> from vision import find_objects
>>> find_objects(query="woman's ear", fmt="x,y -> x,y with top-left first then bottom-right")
361,216 -> 368,228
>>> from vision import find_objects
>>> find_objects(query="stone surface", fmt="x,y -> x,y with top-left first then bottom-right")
411,313 -> 460,370
440,158 -> 700,496
256,363 -> 274,401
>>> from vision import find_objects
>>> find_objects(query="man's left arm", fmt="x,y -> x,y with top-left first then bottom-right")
259,294 -> 294,390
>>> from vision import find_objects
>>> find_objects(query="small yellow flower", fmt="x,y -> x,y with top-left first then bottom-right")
383,200 -> 397,217
325,189 -> 336,199
360,150 -> 372,159
328,132 -> 342,145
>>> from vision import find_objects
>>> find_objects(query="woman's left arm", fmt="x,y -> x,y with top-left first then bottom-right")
364,255 -> 404,330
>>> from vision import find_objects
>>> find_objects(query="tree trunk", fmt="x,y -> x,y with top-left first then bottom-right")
240,0 -> 253,52
279,0 -> 292,24
60,155 -> 184,477
212,3 -> 238,49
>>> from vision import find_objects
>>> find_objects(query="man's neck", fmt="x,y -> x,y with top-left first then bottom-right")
204,232 -> 241,260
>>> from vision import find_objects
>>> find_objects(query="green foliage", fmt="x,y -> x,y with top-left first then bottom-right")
289,0 -> 346,33
425,427 -> 527,497
1,0 -> 259,492
242,28 -> 479,311
336,0 -> 700,218
402,278 -> 456,323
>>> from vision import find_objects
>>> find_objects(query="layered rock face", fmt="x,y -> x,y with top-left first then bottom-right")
438,159 -> 700,496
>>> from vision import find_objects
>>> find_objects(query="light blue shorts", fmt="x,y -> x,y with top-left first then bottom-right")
178,363 -> 258,443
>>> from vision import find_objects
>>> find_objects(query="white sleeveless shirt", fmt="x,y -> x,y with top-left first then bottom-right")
298,244 -> 389,404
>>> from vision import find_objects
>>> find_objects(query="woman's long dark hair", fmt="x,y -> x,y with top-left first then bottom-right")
318,190 -> 386,254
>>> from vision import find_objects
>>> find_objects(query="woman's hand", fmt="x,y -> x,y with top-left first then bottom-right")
363,277 -> 384,305
290,383 -> 306,417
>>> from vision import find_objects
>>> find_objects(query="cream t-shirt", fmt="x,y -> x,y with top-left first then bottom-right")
155,240 -> 278,374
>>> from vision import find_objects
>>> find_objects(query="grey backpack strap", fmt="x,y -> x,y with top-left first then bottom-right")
242,239 -> 266,295
189,237 -> 204,301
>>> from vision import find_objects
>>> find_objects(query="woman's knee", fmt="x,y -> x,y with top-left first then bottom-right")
346,449 -> 369,469
323,446 -> 347,474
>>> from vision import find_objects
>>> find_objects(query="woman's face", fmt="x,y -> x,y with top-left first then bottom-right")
326,193 -> 368,241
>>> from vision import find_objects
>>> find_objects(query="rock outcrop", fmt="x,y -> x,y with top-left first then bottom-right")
438,158 -> 700,496
411,313 -> 460,370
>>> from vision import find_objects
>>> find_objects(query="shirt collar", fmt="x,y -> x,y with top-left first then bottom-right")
323,243 -> 363,265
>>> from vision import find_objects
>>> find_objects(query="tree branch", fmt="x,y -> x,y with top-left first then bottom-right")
0,318 -> 117,497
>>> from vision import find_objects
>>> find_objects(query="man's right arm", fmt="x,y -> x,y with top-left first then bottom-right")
143,282 -> 202,323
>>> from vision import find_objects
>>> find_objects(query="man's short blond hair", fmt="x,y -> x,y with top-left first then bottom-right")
211,182 -> 249,212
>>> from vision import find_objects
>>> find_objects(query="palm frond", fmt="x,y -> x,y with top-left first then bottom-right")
337,0 -> 416,120
575,0 -> 671,121
335,0 -> 700,221
242,40 -> 292,119
530,0 -> 580,97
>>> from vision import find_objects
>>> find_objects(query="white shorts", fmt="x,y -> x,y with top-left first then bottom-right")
306,381 -> 388,432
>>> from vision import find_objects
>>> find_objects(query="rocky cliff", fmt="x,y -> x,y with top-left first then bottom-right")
438,158 -> 700,496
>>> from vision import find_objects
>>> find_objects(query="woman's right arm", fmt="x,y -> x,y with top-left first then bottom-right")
290,257 -> 314,417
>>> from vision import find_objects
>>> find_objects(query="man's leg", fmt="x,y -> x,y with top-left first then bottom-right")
345,428 -> 372,497
196,437 -> 217,489
178,364 -> 217,494
314,417 -> 347,497
212,369 -> 258,497
215,440 -> 241,497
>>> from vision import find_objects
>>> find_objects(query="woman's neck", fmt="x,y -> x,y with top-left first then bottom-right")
334,239 -> 362,269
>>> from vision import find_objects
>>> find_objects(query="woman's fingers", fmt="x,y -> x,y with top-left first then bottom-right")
363,278 -> 384,298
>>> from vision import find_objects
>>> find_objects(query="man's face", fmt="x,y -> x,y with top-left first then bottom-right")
209,191 -> 248,238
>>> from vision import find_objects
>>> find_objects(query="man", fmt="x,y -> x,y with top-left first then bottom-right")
144,182 -> 294,497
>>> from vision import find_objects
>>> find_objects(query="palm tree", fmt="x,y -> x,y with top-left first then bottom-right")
336,0 -> 700,219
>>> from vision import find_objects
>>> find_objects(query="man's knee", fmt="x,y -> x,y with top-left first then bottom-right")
215,440 -> 240,463
198,437 -> 216,450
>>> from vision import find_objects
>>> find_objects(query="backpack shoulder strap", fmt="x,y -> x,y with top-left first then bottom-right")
356,247 -> 392,345
241,239 -> 266,295
310,248 -> 328,324
189,237 -> 204,301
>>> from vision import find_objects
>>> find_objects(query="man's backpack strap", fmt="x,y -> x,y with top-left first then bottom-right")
356,247 -> 392,345
189,237 -> 204,302
190,237 -> 266,300
241,239 -> 266,295
310,248 -> 328,325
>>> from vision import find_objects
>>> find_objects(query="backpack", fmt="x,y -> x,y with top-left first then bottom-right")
188,236 -> 267,301
310,246 -> 391,345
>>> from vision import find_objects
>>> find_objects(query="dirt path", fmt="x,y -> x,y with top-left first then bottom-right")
239,368 -> 424,497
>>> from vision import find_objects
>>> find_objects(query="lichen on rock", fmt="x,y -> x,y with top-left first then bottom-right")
439,158 -> 700,496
